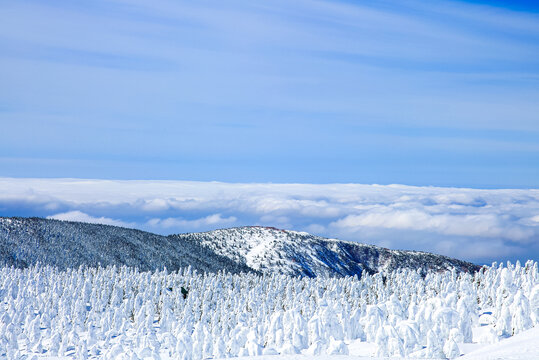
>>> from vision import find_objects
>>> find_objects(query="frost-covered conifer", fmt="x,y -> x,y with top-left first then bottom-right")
374,326 -> 389,357
0,261 -> 537,359
364,304 -> 386,342
443,338 -> 460,359
305,340 -> 326,355
530,285 -> 539,325
496,304 -> 512,337
426,329 -> 444,358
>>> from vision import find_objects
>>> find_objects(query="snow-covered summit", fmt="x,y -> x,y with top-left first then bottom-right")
172,226 -> 479,277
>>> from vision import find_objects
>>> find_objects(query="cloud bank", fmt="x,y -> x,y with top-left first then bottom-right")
1,178 -> 538,263
46,210 -> 133,228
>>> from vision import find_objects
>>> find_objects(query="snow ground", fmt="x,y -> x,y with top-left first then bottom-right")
217,327 -> 539,359
461,325 -> 539,359
217,358 -> 422,360
30,327 -> 539,360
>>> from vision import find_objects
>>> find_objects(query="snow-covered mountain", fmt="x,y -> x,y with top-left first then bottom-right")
0,217 -> 252,274
1,217 -> 478,276
172,226 -> 479,277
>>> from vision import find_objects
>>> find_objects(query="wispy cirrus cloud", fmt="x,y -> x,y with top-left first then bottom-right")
0,0 -> 538,186
1,178 -> 538,264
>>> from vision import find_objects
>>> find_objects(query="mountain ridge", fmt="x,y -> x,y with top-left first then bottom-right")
0,217 -> 252,274
173,225 -> 481,276
1,217 -> 479,276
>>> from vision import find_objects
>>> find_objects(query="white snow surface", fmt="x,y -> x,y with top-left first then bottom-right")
223,327 -> 539,359
461,325 -> 539,359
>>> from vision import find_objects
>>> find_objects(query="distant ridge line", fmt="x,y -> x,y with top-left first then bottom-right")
1,217 -> 480,277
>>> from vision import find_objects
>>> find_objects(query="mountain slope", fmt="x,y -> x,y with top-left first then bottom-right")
172,226 -> 480,277
0,217 -> 252,274
1,217 -> 479,277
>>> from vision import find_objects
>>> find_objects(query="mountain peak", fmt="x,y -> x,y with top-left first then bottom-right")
172,226 -> 479,277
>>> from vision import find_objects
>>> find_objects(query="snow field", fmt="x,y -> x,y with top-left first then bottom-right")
0,261 -> 537,359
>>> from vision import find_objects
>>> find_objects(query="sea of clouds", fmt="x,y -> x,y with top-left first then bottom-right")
0,178 -> 537,263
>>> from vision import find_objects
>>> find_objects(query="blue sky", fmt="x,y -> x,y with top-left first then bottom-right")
1,0 -> 538,187
0,1 -> 538,264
